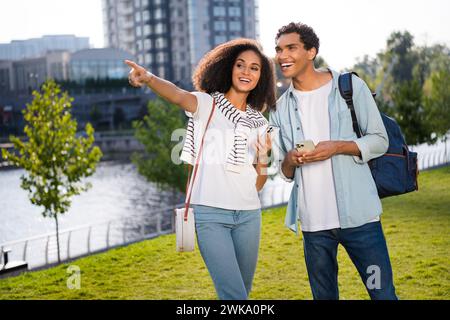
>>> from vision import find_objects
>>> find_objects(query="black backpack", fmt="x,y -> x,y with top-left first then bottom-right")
338,72 -> 419,198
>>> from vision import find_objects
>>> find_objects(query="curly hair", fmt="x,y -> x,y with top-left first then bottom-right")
192,38 -> 276,112
275,22 -> 320,60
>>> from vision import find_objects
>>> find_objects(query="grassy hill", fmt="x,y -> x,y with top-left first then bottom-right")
0,166 -> 449,300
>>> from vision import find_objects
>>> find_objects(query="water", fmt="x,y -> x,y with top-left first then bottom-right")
0,161 -> 178,244
0,161 -> 291,245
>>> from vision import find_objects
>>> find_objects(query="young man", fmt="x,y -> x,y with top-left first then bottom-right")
269,22 -> 397,300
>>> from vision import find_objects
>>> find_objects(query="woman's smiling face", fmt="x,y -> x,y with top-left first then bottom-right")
231,50 -> 262,93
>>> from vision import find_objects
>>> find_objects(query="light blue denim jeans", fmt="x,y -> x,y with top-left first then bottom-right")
192,204 -> 262,300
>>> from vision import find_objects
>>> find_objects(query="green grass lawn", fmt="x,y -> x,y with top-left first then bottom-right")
1,166 -> 449,300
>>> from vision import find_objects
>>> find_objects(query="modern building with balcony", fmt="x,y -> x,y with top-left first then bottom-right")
102,0 -> 259,87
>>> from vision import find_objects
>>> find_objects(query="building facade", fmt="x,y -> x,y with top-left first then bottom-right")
0,35 -> 90,61
102,0 -> 259,87
0,47 -> 148,138
0,48 -> 134,94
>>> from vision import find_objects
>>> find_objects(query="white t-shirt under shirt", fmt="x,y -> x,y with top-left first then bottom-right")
185,92 -> 268,211
293,81 -> 379,232
293,81 -> 341,232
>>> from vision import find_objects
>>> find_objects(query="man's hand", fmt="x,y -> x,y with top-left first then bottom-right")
285,149 -> 306,166
302,141 -> 339,163
125,60 -> 153,87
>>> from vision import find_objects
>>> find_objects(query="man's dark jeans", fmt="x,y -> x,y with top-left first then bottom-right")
302,221 -> 398,300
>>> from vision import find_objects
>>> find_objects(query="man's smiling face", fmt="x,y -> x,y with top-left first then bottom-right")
275,32 -> 317,79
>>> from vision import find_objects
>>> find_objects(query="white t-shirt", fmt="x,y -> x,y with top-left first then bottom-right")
293,81 -> 342,232
185,92 -> 268,210
293,81 -> 379,232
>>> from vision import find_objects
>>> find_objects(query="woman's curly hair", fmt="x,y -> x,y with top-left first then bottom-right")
192,38 -> 276,112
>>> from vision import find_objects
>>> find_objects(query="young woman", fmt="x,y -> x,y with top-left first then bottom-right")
125,38 -> 276,300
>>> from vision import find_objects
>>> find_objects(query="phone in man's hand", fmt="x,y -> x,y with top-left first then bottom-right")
296,140 -> 316,152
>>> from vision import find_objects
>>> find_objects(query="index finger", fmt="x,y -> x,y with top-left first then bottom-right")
124,60 -> 140,69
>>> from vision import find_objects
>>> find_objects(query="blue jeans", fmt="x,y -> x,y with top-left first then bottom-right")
192,204 -> 261,300
302,221 -> 397,300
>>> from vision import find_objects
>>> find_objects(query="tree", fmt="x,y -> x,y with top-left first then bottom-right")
314,56 -> 328,69
351,31 -> 450,145
1,80 -> 102,263
132,98 -> 187,205
391,79 -> 431,145
424,69 -> 450,143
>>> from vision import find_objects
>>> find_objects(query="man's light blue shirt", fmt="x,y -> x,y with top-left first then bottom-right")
269,69 -> 389,234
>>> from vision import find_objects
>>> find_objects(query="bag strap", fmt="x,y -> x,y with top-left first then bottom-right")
183,100 -> 216,221
338,71 -> 362,138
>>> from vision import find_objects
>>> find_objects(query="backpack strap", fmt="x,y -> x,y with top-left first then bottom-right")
338,72 -> 362,138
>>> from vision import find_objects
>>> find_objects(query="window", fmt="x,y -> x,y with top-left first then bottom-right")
229,21 -> 241,32
135,12 -> 141,22
213,6 -> 226,16
138,54 -> 144,65
214,21 -> 226,31
155,23 -> 165,34
155,37 -> 166,49
136,26 -> 142,37
158,67 -> 165,78
157,52 -> 166,63
143,25 -> 151,36
145,53 -> 152,64
144,39 -> 151,50
229,7 -> 241,17
214,35 -> 227,45
155,8 -> 165,19
143,10 -> 150,21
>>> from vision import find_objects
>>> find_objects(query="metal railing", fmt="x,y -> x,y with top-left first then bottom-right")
417,147 -> 450,170
0,206 -> 175,270
0,180 -> 292,271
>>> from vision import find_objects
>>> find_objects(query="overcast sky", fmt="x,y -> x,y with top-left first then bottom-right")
1,0 -> 449,70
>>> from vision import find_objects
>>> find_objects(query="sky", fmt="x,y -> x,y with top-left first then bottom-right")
0,0 -> 449,70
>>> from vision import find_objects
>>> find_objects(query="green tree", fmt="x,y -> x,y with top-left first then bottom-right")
391,79 -> 431,145
424,69 -> 450,143
314,55 -> 328,69
1,80 -> 103,263
351,54 -> 381,90
132,98 -> 187,204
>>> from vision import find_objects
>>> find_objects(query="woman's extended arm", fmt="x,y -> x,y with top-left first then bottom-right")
125,60 -> 197,113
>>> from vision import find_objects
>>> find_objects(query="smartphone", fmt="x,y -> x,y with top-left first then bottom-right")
296,140 -> 315,152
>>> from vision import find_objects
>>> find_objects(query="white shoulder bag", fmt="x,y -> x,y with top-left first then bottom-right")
175,100 -> 215,252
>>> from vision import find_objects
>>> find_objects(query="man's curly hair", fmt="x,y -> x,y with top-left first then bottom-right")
275,22 -> 320,60
192,38 -> 276,112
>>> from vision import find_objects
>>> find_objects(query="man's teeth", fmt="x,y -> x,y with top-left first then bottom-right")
281,63 -> 294,68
